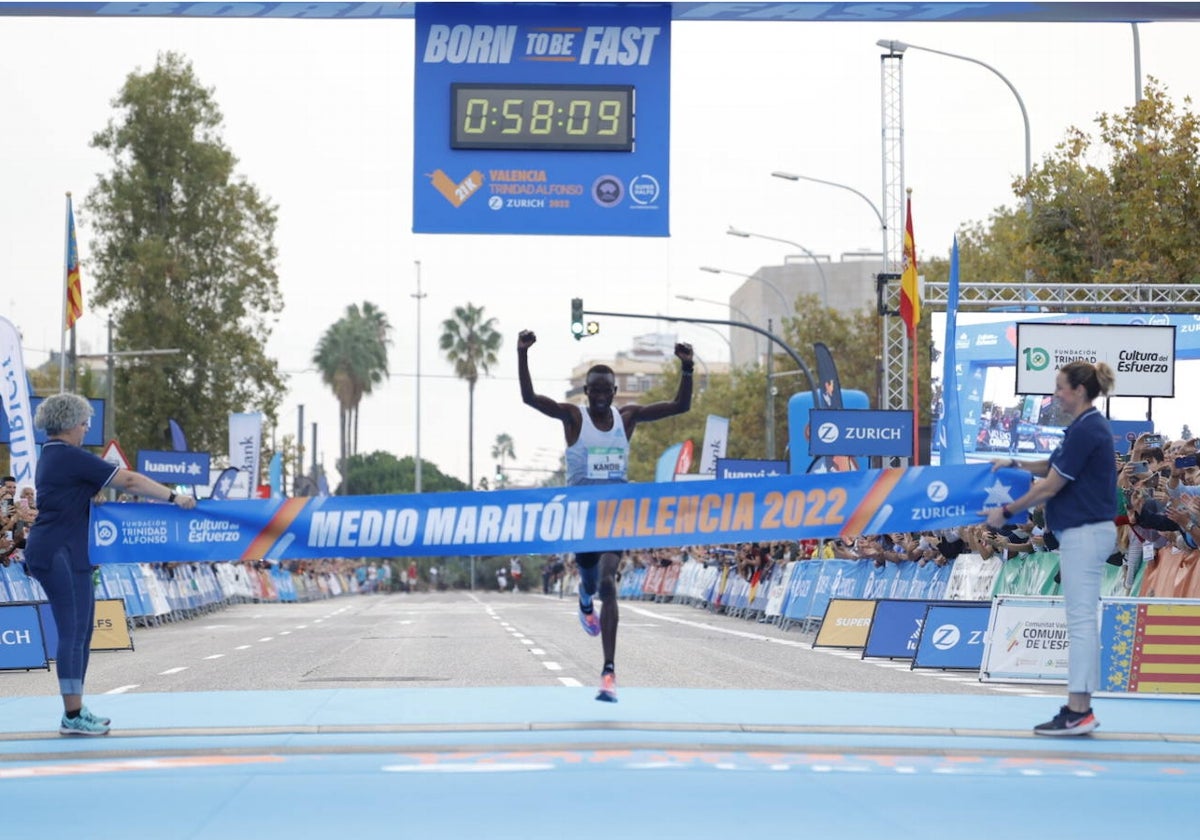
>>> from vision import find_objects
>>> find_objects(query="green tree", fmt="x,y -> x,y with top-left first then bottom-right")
491,432 -> 515,487
313,301 -> 392,468
339,451 -> 468,495
439,303 -> 502,488
85,51 -> 284,456
922,79 -> 1200,293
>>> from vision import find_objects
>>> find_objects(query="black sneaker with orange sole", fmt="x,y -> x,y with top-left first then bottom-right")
1034,705 -> 1098,736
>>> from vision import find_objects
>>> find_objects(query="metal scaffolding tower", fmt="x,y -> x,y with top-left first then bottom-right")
879,48 -> 907,413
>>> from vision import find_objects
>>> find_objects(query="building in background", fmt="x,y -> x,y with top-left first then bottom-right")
729,256 -> 882,368
566,332 -> 730,406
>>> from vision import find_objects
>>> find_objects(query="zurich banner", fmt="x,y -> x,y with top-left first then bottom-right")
809,409 -> 914,457
137,450 -> 212,484
912,602 -> 992,670
89,464 -> 1029,564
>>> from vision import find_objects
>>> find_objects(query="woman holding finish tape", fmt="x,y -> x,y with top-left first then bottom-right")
984,360 -> 1117,736
24,393 -> 197,736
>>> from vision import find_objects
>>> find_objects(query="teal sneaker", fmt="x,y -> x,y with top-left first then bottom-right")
81,707 -> 111,727
59,712 -> 110,736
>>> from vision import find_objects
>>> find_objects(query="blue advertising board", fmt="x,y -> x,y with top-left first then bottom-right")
809,409 -> 914,458
413,2 -> 670,236
715,459 -> 788,479
912,602 -> 992,670
864,599 -> 956,660
0,397 -> 104,447
0,603 -> 49,671
136,450 -> 211,484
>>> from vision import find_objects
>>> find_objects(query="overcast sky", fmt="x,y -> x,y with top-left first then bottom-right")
3,8 -> 1198,485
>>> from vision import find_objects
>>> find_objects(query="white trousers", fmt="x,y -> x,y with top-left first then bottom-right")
1057,520 -> 1117,695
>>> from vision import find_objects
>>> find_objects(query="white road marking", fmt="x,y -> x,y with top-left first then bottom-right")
558,677 -> 582,687
295,625 -> 308,630
530,648 -> 546,655
105,684 -> 139,694
258,637 -> 274,642
158,667 -> 188,675
520,639 -> 535,645
203,654 -> 225,660
279,631 -> 291,636
234,645 -> 251,650
543,662 -> 563,671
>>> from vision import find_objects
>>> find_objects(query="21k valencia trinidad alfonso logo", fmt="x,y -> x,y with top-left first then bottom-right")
427,168 -> 485,207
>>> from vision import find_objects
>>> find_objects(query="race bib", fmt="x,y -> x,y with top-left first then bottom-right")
1143,542 -> 1157,562
587,447 -> 627,481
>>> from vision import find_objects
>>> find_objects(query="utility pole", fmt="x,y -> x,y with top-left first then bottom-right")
75,319 -> 180,445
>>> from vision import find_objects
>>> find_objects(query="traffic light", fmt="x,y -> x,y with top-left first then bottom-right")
571,297 -> 584,339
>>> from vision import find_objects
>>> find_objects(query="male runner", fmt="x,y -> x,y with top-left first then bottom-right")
518,329 -> 693,701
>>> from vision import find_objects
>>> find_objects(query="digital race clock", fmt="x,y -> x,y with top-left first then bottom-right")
450,83 -> 634,152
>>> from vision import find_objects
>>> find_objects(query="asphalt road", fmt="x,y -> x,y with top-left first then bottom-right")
0,590 -> 1054,700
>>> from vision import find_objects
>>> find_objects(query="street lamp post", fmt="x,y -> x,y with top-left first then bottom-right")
412,260 -> 427,493
675,293 -> 758,361
770,172 -> 889,273
727,227 -> 828,307
875,39 -> 1032,222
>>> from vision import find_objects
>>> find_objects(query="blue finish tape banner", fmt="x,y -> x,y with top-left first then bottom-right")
413,2 -> 670,236
89,464 -> 1029,564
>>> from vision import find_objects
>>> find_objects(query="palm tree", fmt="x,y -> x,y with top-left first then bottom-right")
313,302 -> 392,469
439,303 -> 502,488
491,432 -> 516,488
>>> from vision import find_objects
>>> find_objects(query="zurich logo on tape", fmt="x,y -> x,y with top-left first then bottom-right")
926,481 -> 950,503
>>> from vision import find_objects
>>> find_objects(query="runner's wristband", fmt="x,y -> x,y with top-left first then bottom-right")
168,492 -> 176,503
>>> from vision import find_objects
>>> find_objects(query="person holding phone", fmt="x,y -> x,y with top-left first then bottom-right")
984,361 -> 1117,736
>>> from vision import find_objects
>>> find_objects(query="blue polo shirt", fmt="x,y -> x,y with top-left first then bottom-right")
1045,407 -> 1116,532
23,440 -> 118,573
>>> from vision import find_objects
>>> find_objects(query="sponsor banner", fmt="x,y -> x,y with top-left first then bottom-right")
89,463 -> 1031,564
863,599 -> 947,660
91,599 -> 133,651
413,2 -> 670,236
1110,420 -> 1154,454
698,415 -> 729,475
716,458 -> 788,480
912,602 -> 991,670
1102,599 -> 1200,695
229,412 -> 262,499
137,450 -> 212,484
0,316 -> 37,487
1016,323 -> 1175,398
812,598 -> 876,649
0,603 -> 49,671
809,409 -> 914,457
981,596 -> 1069,683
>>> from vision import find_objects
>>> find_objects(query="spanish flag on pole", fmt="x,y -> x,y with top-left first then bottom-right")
65,194 -> 84,329
899,193 -> 919,338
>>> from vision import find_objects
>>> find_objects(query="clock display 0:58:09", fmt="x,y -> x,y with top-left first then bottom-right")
450,83 -> 634,151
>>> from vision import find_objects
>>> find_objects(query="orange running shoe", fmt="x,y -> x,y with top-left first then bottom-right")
596,670 -> 617,703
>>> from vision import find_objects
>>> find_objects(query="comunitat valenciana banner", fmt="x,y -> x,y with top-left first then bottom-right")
89,464 -> 1030,564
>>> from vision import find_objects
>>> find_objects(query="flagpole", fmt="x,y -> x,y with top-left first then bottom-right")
59,192 -> 72,392
911,324 -> 920,464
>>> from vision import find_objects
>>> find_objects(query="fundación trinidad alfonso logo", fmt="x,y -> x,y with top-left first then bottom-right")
1023,346 -> 1051,371
94,519 -> 118,548
427,168 -> 485,207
